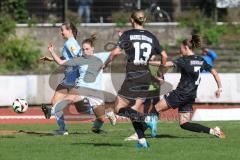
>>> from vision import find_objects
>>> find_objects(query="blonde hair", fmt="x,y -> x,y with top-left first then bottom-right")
131,9 -> 146,26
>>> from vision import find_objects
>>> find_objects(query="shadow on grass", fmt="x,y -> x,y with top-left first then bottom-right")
0,135 -> 16,138
18,130 -> 53,136
71,131 -> 103,135
19,130 -> 91,136
145,134 -> 214,139
71,142 -> 123,147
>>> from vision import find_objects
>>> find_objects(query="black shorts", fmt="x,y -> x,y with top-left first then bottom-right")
118,64 -> 160,100
143,97 -> 160,115
164,91 -> 195,113
118,80 -> 160,100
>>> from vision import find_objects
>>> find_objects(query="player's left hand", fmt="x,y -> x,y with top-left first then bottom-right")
117,30 -> 124,37
40,56 -> 53,61
48,43 -> 55,53
215,88 -> 222,98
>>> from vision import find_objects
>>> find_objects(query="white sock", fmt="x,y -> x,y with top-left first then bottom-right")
51,108 -> 54,115
139,138 -> 146,144
209,128 -> 215,135
144,116 -> 151,123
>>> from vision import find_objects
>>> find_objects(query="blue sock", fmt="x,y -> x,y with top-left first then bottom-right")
93,120 -> 103,129
56,116 -> 66,131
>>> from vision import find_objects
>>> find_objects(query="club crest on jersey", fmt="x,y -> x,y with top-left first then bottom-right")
70,45 -> 77,53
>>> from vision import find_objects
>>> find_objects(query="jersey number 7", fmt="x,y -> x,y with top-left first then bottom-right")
194,66 -> 201,85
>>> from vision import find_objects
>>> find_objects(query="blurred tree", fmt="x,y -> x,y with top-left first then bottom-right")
1,0 -> 28,23
0,14 -> 41,74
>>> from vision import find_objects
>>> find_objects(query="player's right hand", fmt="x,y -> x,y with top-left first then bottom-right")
40,56 -> 53,61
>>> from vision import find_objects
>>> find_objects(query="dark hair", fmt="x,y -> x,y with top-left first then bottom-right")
82,33 -> 97,47
182,34 -> 202,49
131,9 -> 146,26
62,22 -> 78,39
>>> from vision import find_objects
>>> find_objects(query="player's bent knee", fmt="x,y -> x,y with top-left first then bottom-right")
97,117 -> 104,123
93,105 -> 105,117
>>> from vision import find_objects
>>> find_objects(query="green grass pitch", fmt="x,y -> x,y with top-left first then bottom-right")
0,121 -> 240,160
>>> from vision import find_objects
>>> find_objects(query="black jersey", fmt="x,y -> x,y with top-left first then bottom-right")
173,55 -> 212,98
117,29 -> 163,99
118,29 -> 163,72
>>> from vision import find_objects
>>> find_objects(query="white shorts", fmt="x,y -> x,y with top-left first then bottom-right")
82,96 -> 104,106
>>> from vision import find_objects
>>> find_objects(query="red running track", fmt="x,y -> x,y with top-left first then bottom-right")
0,104 -> 239,124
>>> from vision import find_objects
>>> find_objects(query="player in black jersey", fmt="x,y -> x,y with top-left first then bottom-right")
149,34 -> 225,140
103,9 -> 167,148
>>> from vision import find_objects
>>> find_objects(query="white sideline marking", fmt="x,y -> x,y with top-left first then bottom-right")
0,116 -> 49,119
0,115 -> 127,120
192,108 -> 240,121
0,115 -> 91,120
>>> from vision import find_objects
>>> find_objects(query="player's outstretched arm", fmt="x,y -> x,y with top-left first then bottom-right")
102,47 -> 122,69
210,68 -> 222,98
149,60 -> 174,68
48,43 -> 67,65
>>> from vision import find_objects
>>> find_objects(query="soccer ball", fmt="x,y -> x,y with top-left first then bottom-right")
12,98 -> 28,113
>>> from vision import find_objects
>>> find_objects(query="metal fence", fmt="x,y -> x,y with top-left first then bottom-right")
0,0 -> 232,23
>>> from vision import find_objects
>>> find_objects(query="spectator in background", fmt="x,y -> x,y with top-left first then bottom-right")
201,47 -> 218,72
77,0 -> 93,23
120,0 -> 136,11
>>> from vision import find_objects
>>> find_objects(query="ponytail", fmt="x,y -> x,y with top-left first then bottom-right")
82,33 -> 97,47
182,34 -> 202,49
131,9 -> 146,26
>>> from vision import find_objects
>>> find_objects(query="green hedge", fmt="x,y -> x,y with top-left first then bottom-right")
0,14 -> 41,74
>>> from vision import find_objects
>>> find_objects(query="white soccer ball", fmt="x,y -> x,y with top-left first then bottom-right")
12,98 -> 28,113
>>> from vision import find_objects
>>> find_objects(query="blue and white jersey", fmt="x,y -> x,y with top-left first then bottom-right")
62,37 -> 82,60
61,37 -> 82,87
76,52 -> 110,90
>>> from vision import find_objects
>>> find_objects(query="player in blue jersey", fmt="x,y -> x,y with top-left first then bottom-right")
40,22 -> 81,135
42,34 -> 116,134
78,35 -> 116,133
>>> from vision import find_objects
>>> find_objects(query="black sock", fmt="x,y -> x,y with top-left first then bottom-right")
118,107 -> 145,122
142,122 -> 148,132
180,122 -> 210,134
132,121 -> 146,139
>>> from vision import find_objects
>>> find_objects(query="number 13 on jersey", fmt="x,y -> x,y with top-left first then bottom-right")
133,42 -> 152,65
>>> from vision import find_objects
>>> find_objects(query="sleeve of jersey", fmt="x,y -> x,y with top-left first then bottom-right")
172,58 -> 183,68
117,33 -> 128,49
66,41 -> 81,57
153,39 -> 163,55
202,60 -> 212,72
95,52 -> 111,63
